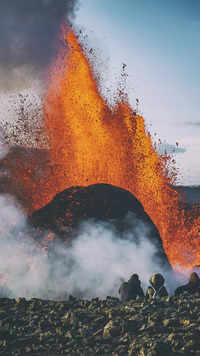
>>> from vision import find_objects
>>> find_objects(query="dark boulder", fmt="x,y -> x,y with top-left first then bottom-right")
30,183 -> 171,270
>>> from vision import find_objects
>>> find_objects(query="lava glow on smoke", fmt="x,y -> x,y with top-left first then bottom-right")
3,28 -> 200,270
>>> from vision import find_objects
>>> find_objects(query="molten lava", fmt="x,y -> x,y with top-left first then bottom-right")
43,28 -> 200,269
2,28 -> 200,269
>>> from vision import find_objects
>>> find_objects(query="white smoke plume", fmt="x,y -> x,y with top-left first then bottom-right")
0,195 -> 179,300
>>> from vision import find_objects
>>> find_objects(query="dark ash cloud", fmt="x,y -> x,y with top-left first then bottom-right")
0,0 -> 79,76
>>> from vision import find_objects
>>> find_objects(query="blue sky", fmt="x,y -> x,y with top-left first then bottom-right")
74,0 -> 200,185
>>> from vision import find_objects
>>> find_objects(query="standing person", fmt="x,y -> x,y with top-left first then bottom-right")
175,272 -> 200,296
146,273 -> 168,300
119,274 -> 144,302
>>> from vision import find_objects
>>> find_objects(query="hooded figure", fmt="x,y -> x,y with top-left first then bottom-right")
175,272 -> 200,296
146,273 -> 168,300
119,274 -> 144,302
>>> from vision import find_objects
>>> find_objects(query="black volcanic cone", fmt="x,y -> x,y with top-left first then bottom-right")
30,184 -> 171,271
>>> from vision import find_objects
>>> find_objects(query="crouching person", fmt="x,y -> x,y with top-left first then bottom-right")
119,274 -> 144,302
175,272 -> 200,296
146,273 -> 168,300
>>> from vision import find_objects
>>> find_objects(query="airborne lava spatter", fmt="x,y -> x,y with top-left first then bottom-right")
42,28 -> 200,269
1,28 -> 199,269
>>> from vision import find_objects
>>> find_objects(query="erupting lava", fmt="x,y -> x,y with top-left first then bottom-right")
3,27 -> 200,269
43,28 -> 200,269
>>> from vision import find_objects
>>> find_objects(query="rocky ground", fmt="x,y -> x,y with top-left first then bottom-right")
0,294 -> 200,355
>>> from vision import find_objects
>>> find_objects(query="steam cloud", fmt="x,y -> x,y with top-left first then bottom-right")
0,195 -> 180,300
0,0 -> 79,91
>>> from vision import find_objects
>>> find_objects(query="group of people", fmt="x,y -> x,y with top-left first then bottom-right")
119,272 -> 200,302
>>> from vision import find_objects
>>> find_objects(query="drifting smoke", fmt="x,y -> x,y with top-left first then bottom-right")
0,128 -> 9,159
0,0 -> 79,91
0,195 -> 180,300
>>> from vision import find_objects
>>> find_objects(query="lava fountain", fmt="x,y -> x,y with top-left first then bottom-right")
43,28 -> 200,269
2,27 -> 200,270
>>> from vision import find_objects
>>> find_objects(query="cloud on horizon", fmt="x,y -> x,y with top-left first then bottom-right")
184,121 -> 200,127
156,142 -> 186,155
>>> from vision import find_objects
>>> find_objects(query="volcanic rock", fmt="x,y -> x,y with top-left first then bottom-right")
30,183 -> 171,270
0,294 -> 200,355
